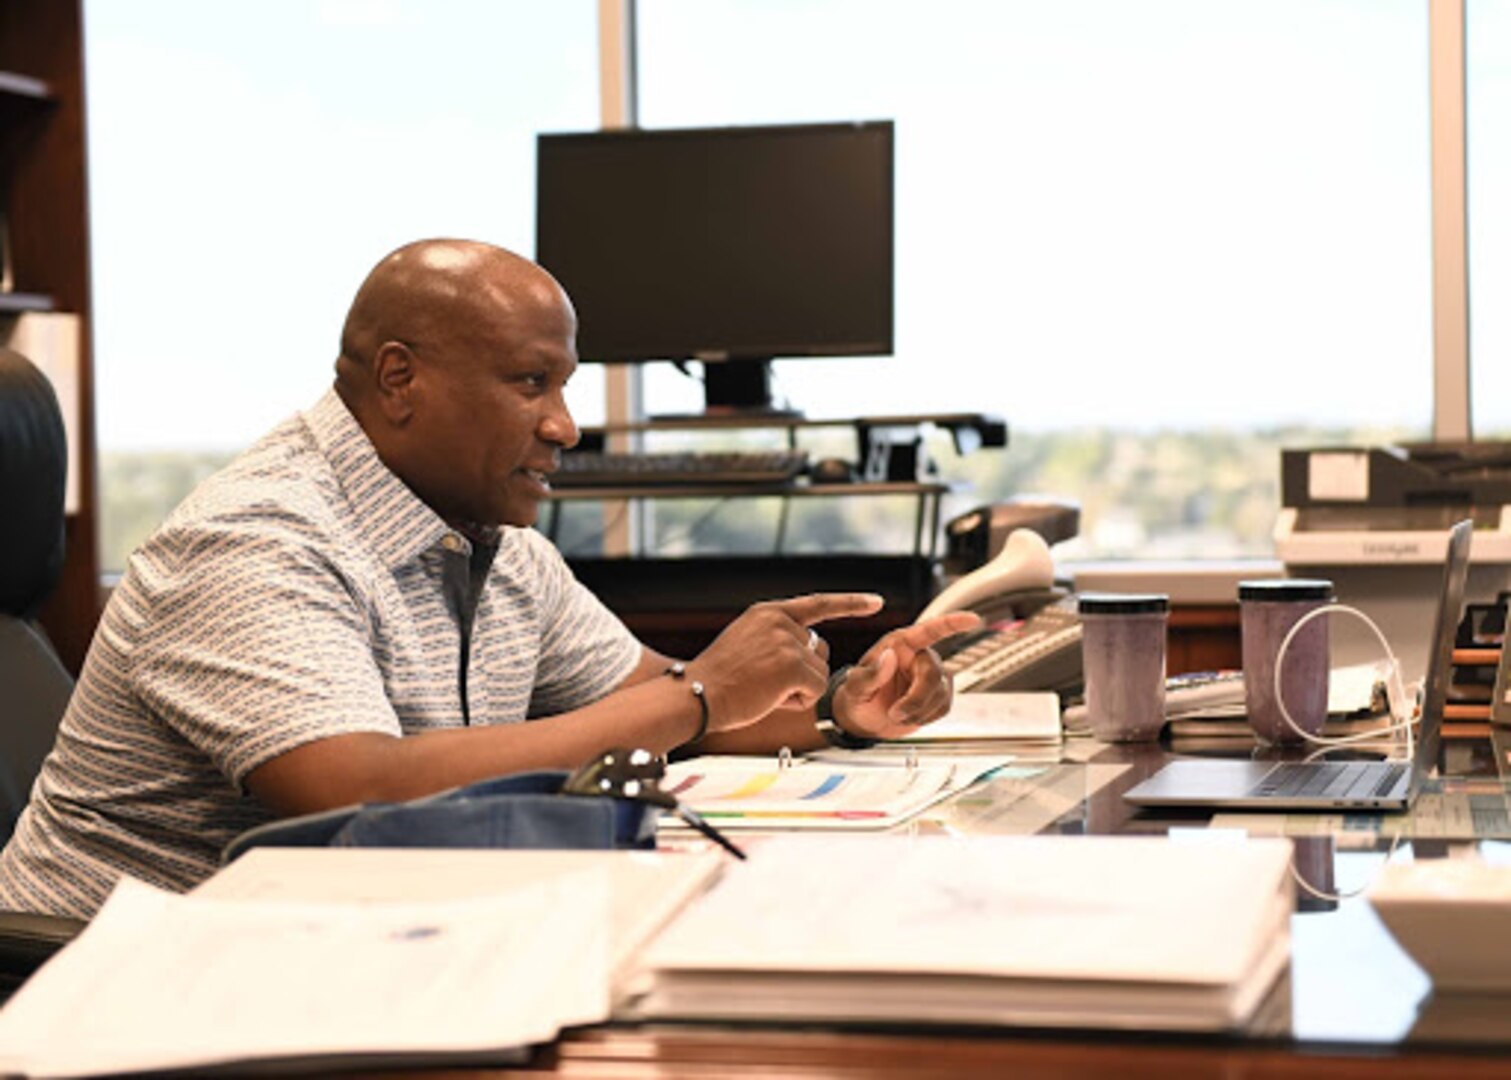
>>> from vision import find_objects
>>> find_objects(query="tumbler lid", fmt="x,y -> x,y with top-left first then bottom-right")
1238,579 -> 1334,602
1078,593 -> 1169,615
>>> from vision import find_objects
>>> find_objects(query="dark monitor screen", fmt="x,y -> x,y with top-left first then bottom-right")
535,121 -> 893,369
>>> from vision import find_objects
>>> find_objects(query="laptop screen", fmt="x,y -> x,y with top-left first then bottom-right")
1411,519 -> 1473,787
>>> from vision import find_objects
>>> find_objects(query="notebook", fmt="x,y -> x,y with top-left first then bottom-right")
1123,518 -> 1471,812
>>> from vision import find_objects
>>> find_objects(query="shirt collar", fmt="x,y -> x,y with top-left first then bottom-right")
303,388 -> 458,569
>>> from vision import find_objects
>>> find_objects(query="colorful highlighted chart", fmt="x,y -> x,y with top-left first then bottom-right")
663,757 -> 975,830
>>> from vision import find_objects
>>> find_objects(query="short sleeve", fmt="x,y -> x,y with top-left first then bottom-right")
517,531 -> 641,717
130,521 -> 404,787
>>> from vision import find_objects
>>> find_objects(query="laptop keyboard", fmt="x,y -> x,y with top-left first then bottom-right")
1370,764 -> 1410,798
1252,763 -> 1344,798
1249,762 -> 1408,801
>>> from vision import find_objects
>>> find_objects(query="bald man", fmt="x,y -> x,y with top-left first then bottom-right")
0,240 -> 976,919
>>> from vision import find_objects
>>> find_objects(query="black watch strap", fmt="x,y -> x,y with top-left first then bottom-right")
813,666 -> 876,750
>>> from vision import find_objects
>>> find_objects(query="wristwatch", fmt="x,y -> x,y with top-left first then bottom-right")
813,666 -> 877,750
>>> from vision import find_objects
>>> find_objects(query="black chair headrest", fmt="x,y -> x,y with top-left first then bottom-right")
0,347 -> 67,618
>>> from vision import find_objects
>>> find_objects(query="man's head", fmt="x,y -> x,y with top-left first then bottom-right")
334,239 -> 579,530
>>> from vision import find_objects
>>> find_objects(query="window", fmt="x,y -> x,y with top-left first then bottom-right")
635,0 -> 1433,558
86,2 -> 1449,567
84,0 -> 600,571
1469,0 -> 1511,437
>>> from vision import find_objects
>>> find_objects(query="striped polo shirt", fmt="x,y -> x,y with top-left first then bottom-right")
0,389 -> 640,919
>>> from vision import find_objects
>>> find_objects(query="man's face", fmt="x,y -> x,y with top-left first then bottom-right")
402,285 -> 580,529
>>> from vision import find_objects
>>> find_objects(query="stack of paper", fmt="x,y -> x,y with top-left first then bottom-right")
1168,713 -> 1401,744
1159,663 -> 1394,751
0,849 -> 724,1078
196,846 -> 726,989
631,834 -> 1295,1032
1167,663 -> 1387,723
1062,663 -> 1390,741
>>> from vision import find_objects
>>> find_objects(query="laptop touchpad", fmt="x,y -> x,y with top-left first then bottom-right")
1133,760 -> 1277,798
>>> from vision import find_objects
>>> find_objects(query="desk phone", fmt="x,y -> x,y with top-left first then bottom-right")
923,528 -> 1084,695
939,594 -> 1083,694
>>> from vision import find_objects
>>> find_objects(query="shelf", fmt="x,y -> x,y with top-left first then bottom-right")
584,411 -> 1007,455
0,70 -> 54,101
0,292 -> 55,314
591,410 -> 998,432
1,3 -> 100,676
546,479 -> 955,563
548,479 -> 957,501
0,70 -> 56,136
1,68 -> 61,320
553,412 -> 981,566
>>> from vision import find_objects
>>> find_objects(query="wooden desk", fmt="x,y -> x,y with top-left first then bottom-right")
493,726 -> 1511,1078
534,1027 -> 1511,1078
291,726 -> 1511,1078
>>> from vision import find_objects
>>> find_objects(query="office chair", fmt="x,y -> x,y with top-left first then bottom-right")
0,346 -> 86,997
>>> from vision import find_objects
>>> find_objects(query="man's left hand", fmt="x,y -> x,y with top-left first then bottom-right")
831,611 -> 983,740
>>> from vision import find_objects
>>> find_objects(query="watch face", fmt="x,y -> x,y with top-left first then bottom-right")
811,665 -> 873,748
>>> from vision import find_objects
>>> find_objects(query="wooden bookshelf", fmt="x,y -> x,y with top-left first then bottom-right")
0,0 -> 99,674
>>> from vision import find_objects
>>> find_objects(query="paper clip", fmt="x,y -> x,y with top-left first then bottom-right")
777,745 -> 794,770
905,748 -> 920,773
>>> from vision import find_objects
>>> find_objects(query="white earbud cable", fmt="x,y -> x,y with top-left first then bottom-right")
1271,603 -> 1418,758
1270,602 -> 1419,901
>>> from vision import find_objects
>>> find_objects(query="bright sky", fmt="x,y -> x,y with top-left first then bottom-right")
82,0 -> 1510,450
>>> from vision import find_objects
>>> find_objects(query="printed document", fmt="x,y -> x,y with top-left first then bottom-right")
0,868 -> 611,1078
196,846 -> 726,990
662,755 -> 1002,829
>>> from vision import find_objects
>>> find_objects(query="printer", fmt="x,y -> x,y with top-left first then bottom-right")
1274,444 -> 1511,683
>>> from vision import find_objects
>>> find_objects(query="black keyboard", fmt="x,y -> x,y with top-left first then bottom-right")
554,450 -> 809,488
1249,761 -> 1408,800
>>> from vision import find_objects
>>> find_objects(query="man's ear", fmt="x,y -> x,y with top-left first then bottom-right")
371,341 -> 418,424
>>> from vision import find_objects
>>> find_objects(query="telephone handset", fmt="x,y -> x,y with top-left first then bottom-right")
918,528 -> 1056,622
922,528 -> 1085,695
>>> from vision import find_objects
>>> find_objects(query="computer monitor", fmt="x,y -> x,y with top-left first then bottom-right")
535,120 -> 894,416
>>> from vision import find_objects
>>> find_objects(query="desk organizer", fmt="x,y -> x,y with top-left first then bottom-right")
1368,857 -> 1511,991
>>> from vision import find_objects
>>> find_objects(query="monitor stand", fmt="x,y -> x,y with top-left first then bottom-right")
653,357 -> 804,421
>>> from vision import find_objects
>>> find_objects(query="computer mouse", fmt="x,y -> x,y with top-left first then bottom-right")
810,457 -> 856,484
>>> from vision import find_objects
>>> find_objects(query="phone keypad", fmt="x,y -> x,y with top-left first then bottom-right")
945,600 -> 1082,692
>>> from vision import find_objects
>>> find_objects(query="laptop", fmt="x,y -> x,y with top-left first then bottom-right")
1491,605 -> 1511,727
1124,519 -> 1471,812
